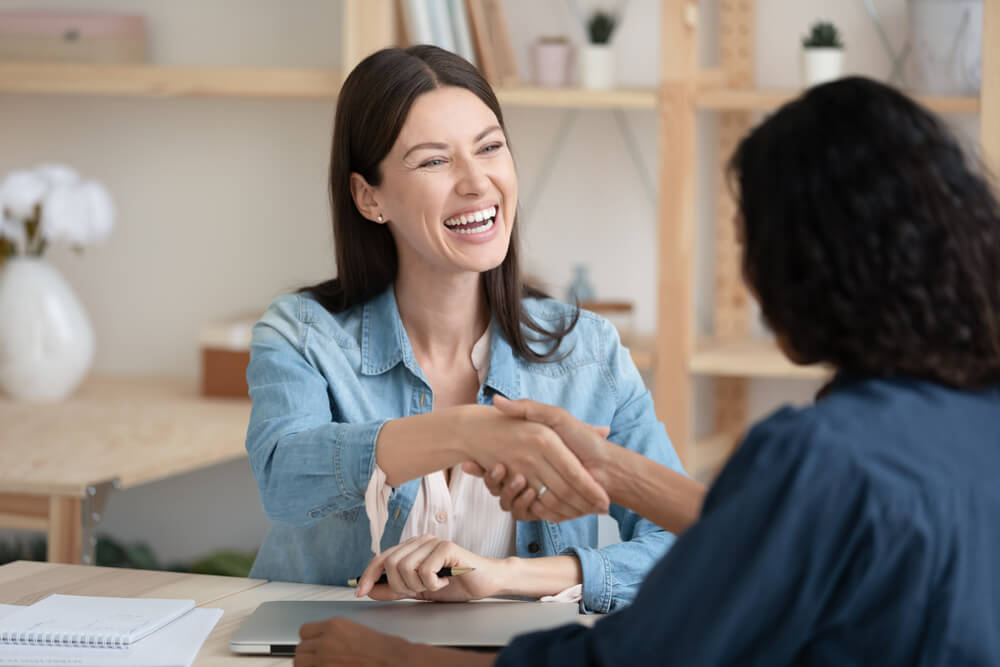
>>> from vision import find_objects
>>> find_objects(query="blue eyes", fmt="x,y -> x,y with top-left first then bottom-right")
419,143 -> 503,169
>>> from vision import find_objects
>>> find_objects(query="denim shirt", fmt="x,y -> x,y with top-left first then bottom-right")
245,286 -> 685,613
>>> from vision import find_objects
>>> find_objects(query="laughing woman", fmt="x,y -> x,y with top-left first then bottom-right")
244,46 -> 689,613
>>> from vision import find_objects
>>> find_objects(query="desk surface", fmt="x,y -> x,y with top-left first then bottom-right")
0,375 -> 250,497
0,561 -> 595,665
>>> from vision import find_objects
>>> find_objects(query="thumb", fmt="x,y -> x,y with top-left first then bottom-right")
493,395 -> 563,430
592,425 -> 611,438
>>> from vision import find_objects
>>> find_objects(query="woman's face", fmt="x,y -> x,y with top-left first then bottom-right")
373,86 -> 517,279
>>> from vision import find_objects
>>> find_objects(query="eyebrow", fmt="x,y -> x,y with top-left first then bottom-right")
402,125 -> 503,160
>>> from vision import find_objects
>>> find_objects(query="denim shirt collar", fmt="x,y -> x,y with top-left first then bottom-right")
360,285 -> 522,399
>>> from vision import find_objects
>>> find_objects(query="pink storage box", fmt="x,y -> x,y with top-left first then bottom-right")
0,11 -> 147,63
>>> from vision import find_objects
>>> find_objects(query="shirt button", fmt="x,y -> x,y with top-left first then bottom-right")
435,511 -> 448,523
528,541 -> 540,553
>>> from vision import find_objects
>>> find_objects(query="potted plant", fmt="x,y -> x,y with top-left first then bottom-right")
0,164 -> 115,401
581,9 -> 618,90
801,21 -> 845,87
533,35 -> 573,88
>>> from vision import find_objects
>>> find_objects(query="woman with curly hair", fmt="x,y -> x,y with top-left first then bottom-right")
294,76 -> 1000,666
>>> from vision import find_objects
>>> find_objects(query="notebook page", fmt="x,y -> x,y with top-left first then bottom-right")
0,605 -> 222,667
0,595 -> 194,646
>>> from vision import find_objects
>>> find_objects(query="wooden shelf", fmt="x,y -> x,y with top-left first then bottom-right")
689,337 -> 831,380
496,85 -> 658,110
0,62 -> 343,99
696,86 -> 980,115
0,62 -> 658,108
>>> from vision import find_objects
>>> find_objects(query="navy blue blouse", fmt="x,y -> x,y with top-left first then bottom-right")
497,376 -> 1000,665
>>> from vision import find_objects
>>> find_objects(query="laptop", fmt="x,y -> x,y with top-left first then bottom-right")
230,600 -> 581,655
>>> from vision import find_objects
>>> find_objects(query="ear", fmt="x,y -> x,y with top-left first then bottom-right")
350,173 -> 386,224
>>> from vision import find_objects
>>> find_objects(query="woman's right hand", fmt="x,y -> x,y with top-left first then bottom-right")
449,403 -> 609,521
463,397 -> 617,522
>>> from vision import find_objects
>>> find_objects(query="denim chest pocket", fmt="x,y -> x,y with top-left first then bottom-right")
309,504 -> 363,522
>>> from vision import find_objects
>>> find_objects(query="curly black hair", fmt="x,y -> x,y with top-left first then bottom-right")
729,76 -> 1000,388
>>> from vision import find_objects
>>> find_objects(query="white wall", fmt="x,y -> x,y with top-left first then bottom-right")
0,0 -> 982,562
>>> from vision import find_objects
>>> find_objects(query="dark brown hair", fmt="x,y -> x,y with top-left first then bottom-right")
303,45 -> 576,362
729,76 -> 1000,388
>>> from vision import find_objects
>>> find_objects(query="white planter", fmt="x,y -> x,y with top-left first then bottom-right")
0,257 -> 94,401
801,47 -> 844,87
579,44 -> 615,90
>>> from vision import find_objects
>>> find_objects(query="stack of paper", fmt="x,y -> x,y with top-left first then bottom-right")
0,595 -> 221,667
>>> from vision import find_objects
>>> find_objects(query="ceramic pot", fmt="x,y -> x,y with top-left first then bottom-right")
0,257 -> 94,401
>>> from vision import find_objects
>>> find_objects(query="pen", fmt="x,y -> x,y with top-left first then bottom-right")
347,567 -> 475,587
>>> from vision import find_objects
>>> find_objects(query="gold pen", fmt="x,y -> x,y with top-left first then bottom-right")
347,566 -> 475,587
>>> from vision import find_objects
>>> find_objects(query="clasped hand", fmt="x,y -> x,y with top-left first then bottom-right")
456,400 -> 610,522
464,395 -> 617,523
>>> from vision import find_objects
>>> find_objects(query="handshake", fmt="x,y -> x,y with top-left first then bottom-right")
459,395 -> 620,524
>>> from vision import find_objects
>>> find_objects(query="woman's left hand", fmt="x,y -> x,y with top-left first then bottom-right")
354,535 -> 509,602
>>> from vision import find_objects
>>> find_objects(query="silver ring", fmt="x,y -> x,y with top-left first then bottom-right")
536,484 -> 547,498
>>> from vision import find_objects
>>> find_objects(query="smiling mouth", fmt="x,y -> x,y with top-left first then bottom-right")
443,206 -> 497,235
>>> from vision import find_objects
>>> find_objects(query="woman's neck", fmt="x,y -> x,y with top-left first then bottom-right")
394,270 -> 489,366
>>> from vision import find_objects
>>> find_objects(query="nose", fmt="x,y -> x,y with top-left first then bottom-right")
455,155 -> 490,197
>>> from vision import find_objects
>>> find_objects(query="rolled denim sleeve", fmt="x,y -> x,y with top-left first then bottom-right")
564,318 -> 685,613
245,296 -> 388,527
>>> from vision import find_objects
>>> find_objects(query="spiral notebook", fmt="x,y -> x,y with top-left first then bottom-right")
0,594 -> 194,648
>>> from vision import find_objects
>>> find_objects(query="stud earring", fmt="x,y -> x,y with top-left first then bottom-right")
377,214 -> 384,222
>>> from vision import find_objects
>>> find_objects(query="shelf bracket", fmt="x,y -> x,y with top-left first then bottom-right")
612,109 -> 657,207
80,479 -> 120,565
521,109 -> 579,215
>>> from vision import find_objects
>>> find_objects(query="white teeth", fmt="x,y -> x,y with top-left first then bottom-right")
444,206 -> 498,227
455,218 -> 494,234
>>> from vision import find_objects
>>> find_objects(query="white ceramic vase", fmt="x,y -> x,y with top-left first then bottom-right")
0,257 -> 94,401
580,44 -> 615,90
801,47 -> 844,87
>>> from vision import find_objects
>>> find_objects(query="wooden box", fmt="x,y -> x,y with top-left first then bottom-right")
199,314 -> 260,399
0,11 -> 147,63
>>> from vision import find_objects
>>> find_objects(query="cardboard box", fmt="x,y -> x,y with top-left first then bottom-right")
199,313 -> 260,399
0,11 -> 147,63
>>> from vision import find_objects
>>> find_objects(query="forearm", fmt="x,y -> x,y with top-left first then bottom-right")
375,407 -> 477,486
603,444 -> 706,535
406,644 -> 496,667
497,556 -> 582,598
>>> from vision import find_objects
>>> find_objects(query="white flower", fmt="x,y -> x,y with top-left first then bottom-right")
0,213 -> 27,251
0,170 -> 48,220
81,181 -> 115,243
35,164 -> 80,188
39,181 -> 116,246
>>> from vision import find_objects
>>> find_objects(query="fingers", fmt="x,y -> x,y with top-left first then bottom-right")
537,440 -> 610,514
493,396 -> 610,513
299,621 -> 327,640
485,463 -> 506,497
355,536 -> 425,597
498,472 -> 526,511
395,537 -> 450,593
510,486 -> 539,521
462,461 -> 488,477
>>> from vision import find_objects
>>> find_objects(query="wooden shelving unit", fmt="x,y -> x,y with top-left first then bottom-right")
2,1 -> 995,483
0,62 -> 657,109
656,0 -> 1000,481
696,86 -> 980,114
690,338 -> 829,380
